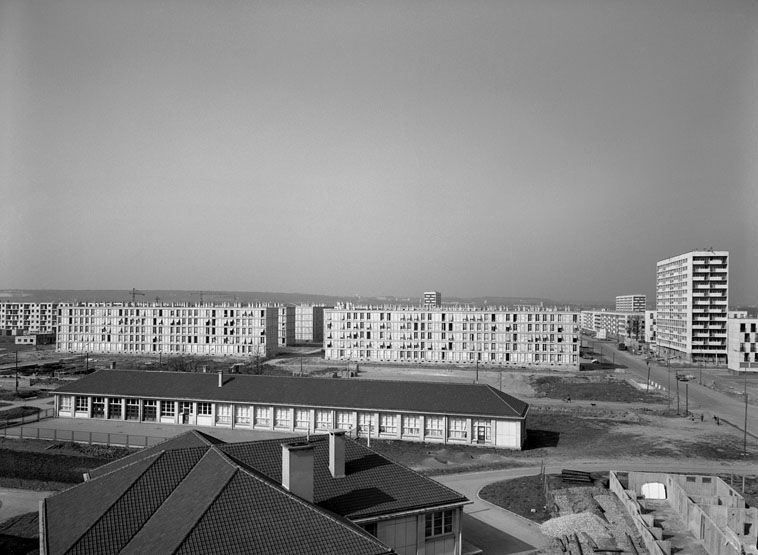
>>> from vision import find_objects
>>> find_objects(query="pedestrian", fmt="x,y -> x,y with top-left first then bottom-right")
700,413 -> 704,422
567,395 -> 571,403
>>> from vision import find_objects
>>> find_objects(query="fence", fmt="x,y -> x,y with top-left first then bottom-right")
0,425 -> 165,448
0,407 -> 56,429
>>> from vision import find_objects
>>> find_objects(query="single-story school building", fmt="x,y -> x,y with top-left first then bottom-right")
53,369 -> 529,449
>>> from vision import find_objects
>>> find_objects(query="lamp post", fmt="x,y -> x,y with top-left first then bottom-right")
744,371 -> 749,457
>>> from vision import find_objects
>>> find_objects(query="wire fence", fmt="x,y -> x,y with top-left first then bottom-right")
0,425 -> 165,448
0,407 -> 56,429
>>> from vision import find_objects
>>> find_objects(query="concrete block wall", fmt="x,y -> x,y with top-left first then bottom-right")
609,472 -> 669,555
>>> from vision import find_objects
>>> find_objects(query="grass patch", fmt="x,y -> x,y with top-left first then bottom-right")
0,406 -> 40,421
531,375 -> 660,403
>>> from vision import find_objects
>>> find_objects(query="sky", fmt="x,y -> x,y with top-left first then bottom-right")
1,0 -> 756,305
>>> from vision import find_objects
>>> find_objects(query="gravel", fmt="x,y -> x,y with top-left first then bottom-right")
540,512 -> 613,539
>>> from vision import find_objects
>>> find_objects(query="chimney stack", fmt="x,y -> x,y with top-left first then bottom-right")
218,371 -> 223,388
328,429 -> 346,478
281,443 -> 314,503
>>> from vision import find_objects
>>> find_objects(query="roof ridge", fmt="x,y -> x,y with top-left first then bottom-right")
212,447 -> 392,552
62,450 -> 167,553
346,437 -> 468,509
485,385 -> 526,416
170,448 -> 238,552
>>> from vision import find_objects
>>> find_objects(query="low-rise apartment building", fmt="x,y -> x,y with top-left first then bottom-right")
53,369 -> 530,449
324,305 -> 580,368
580,310 -> 646,344
55,303 -> 278,357
295,304 -> 325,343
0,302 -> 60,334
615,295 -> 646,312
645,310 -> 657,346
727,312 -> 758,372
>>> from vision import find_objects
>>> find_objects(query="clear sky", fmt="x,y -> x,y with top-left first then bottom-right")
1,0 -> 756,305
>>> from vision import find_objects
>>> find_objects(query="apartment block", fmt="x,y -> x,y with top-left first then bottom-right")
278,305 -> 295,347
294,304 -> 325,343
727,312 -> 758,372
324,305 -> 580,368
645,310 -> 657,345
55,303 -> 278,357
615,295 -> 646,312
423,291 -> 442,308
0,302 -> 60,334
656,250 -> 729,363
580,310 -> 646,343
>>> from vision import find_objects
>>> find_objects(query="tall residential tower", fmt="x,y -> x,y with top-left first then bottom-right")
655,250 -> 728,363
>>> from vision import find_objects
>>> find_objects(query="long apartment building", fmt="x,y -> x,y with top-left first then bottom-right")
0,302 -> 60,334
278,305 -> 295,346
324,305 -> 580,368
56,303 -> 278,357
615,294 -> 646,312
656,250 -> 729,363
580,310 -> 646,343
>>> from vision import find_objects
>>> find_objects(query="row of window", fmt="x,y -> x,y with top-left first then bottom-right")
58,397 -> 494,440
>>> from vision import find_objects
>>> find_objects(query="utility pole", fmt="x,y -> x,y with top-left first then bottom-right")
676,371 -> 680,415
475,360 -> 479,384
685,380 -> 689,416
499,368 -> 502,391
744,371 -> 749,456
667,356 -> 671,409
15,350 -> 19,394
300,356 -> 303,377
646,360 -> 651,392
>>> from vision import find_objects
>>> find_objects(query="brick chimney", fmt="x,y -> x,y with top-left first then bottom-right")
218,371 -> 223,387
328,429 -> 346,478
281,442 -> 314,503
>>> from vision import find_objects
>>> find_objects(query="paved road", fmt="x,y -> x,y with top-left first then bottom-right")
0,487 -> 52,522
588,338 -> 758,434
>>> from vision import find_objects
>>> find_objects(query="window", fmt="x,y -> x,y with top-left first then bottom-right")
274,407 -> 291,428
425,416 -> 444,438
448,417 -> 468,439
160,401 -> 176,417
216,404 -> 232,424
402,415 -> 420,436
92,397 -> 105,418
142,400 -> 157,422
336,410 -> 354,430
60,396 -> 73,411
358,412 -> 375,435
473,419 -> 491,443
75,396 -> 88,412
425,509 -> 454,538
235,405 -> 251,425
197,402 -> 212,416
361,522 -> 378,537
254,406 -> 271,426
295,409 -> 310,430
379,414 -> 397,435
316,409 -> 333,430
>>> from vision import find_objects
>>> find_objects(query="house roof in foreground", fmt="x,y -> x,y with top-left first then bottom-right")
45,430 -> 469,554
44,436 -> 396,554
56,369 -> 529,418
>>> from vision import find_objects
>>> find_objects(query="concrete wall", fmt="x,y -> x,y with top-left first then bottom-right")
609,471 -> 669,555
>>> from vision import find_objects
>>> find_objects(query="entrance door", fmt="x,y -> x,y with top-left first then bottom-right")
476,426 -> 487,444
179,402 -> 193,424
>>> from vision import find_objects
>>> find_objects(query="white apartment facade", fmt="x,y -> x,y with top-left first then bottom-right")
277,305 -> 295,346
580,310 -> 646,343
656,250 -> 729,363
56,303 -> 278,357
423,291 -> 442,308
727,313 -> 758,372
294,304 -> 325,343
615,295 -> 646,312
324,305 -> 580,368
0,302 -> 60,334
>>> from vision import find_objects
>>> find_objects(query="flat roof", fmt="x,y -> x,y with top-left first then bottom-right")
56,369 -> 529,419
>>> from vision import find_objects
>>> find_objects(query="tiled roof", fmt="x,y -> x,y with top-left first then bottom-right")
43,436 -> 394,555
221,434 -> 468,520
57,369 -> 528,418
